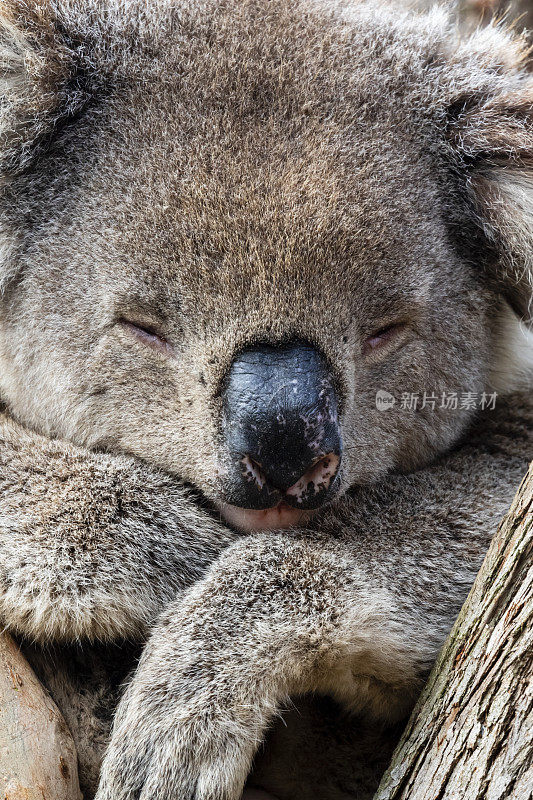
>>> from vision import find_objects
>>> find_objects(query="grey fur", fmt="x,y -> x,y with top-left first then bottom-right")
0,1 -> 531,797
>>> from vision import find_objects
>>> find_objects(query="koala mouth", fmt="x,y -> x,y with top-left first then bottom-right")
217,453 -> 341,533
218,501 -> 316,533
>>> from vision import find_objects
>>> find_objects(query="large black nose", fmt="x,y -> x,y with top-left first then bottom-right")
221,343 -> 342,510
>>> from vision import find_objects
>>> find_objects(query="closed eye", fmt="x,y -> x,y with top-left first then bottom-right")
118,319 -> 173,355
362,322 -> 408,356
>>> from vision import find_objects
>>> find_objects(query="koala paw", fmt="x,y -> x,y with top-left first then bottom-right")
95,535 -> 338,800
96,701 -> 258,800
95,605 -> 286,800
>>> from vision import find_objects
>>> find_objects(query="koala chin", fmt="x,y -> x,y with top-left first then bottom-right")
0,1 -> 531,799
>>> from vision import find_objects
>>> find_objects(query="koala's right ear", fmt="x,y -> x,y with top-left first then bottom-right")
446,54 -> 533,327
0,0 -> 89,175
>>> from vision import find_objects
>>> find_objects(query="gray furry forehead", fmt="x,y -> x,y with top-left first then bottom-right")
1,1 -> 533,325
2,0 -> 531,81
2,1 -> 533,190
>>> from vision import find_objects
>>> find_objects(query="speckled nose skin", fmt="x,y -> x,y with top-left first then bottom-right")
221,343 -> 342,510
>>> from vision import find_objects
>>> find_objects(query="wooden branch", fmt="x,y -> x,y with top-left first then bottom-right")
0,631 -> 82,800
375,461 -> 533,800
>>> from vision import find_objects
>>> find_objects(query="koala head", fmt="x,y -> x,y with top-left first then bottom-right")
0,0 -> 532,532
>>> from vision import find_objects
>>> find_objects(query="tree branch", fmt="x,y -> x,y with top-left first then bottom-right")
0,631 -> 82,800
375,461 -> 533,800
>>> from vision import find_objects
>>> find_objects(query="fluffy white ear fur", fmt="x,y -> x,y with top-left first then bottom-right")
456,81 -> 533,391
0,8 -> 34,296
472,167 -> 533,326
0,2 -> 85,296
0,12 -> 33,92
444,19 -> 533,328
490,301 -> 533,394
0,2 -> 81,175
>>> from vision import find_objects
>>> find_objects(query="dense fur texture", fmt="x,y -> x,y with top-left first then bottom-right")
0,1 -> 532,798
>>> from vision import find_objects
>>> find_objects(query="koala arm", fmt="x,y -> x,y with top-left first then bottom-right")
0,413 -> 237,643
96,393 -> 532,800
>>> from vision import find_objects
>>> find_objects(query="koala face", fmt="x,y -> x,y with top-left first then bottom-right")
0,0 -> 532,531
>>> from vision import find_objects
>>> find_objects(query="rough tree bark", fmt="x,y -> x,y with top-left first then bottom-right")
0,631 -> 82,799
375,461 -> 533,800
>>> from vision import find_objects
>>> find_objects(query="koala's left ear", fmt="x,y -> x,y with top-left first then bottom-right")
0,1 -> 89,175
448,79 -> 533,326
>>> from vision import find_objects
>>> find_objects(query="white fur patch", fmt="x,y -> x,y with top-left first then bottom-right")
489,302 -> 533,394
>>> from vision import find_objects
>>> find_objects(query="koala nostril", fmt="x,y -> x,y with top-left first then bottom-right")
240,454 -> 267,490
285,452 -> 340,505
239,451 -> 340,504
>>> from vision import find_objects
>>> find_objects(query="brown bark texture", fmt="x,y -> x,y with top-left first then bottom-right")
375,461 -> 533,800
0,631 -> 82,800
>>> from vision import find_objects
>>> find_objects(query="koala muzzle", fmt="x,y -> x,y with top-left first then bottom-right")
221,343 -> 342,510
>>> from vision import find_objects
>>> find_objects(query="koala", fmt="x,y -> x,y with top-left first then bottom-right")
0,0 -> 532,798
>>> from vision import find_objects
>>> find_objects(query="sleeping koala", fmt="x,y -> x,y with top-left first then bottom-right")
0,1 -> 532,798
